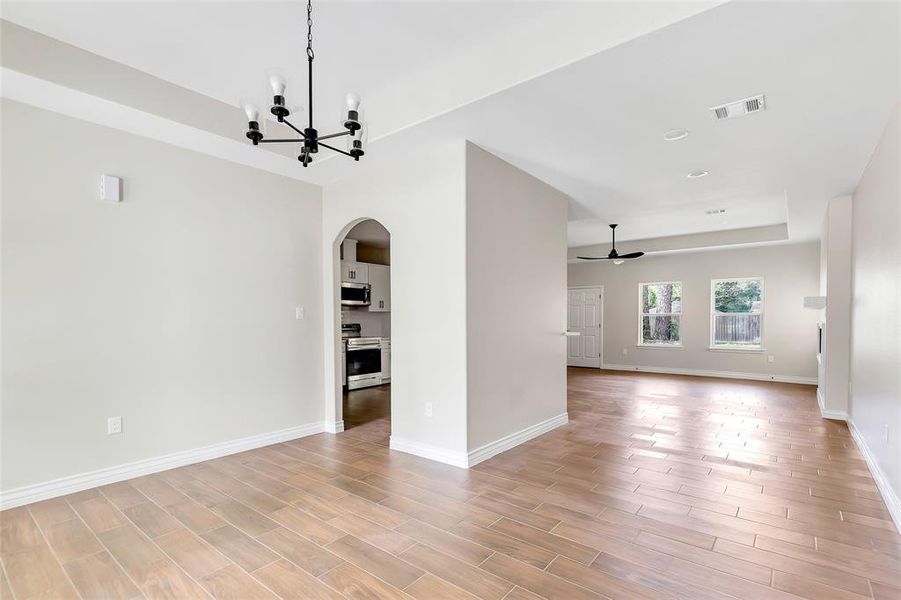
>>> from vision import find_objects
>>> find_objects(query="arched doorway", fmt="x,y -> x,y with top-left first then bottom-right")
334,219 -> 391,444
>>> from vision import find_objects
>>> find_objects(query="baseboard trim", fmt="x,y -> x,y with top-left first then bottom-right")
467,412 -> 569,468
389,413 -> 569,469
601,363 -> 817,386
388,437 -> 469,469
816,387 -> 848,420
325,420 -> 345,434
819,408 -> 849,420
848,419 -> 901,534
0,422 -> 324,510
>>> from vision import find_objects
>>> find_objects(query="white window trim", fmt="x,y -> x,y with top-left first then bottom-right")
707,346 -> 766,353
637,343 -> 685,350
710,277 -> 764,350
638,280 -> 683,347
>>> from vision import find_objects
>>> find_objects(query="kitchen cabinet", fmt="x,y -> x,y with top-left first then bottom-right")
341,261 -> 369,284
368,264 -> 390,312
380,340 -> 391,382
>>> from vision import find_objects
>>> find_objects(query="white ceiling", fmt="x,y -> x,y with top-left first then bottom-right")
0,1 -> 556,137
3,1 -> 898,248
306,1 -> 899,246
1,1 -> 712,141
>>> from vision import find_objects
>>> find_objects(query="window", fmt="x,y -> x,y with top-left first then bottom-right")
711,278 -> 763,349
639,281 -> 682,346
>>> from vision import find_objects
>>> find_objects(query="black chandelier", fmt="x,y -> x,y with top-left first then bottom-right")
243,0 -> 365,167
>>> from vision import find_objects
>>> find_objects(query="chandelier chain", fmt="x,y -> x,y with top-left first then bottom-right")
306,0 -> 314,61
244,0 -> 363,166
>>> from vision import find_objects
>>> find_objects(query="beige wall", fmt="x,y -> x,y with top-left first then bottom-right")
568,243 -> 820,381
323,142 -> 570,463
818,196 -> 853,416
850,102 -> 901,505
322,141 -> 469,459
465,144 -> 568,451
1,101 -> 325,493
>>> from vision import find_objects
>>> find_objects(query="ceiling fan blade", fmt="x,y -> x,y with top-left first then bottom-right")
579,225 -> 645,261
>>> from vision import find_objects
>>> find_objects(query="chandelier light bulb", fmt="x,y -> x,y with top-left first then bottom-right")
347,121 -> 368,159
269,75 -> 287,96
241,0 -> 364,167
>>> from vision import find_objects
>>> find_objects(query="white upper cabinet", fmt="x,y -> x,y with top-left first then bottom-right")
341,261 -> 369,284
369,264 -> 390,312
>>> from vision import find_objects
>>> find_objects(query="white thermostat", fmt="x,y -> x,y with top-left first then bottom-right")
100,175 -> 121,202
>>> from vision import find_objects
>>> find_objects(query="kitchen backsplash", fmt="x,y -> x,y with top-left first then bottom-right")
341,309 -> 391,337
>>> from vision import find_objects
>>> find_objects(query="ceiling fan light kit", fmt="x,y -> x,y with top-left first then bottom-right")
577,224 -> 645,262
242,0 -> 365,167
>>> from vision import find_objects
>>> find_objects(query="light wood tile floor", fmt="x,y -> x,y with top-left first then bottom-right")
3,369 -> 900,599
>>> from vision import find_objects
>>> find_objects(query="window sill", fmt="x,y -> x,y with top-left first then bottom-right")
636,344 -> 684,350
707,346 -> 765,354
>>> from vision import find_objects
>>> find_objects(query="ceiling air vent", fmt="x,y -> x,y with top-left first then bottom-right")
705,208 -> 726,215
710,94 -> 766,120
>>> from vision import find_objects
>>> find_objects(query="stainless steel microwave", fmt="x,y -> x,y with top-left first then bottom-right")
341,282 -> 371,306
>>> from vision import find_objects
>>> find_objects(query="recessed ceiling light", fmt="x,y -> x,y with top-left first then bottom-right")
687,170 -> 709,179
663,129 -> 689,142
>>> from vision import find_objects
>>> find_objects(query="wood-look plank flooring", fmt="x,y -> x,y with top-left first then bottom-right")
3,369 -> 900,599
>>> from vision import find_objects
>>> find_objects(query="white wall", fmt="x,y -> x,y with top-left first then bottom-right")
568,243 -> 820,381
818,196 -> 853,416
849,102 -> 900,511
322,141 -> 469,456
465,143 -> 568,451
1,100 -> 324,493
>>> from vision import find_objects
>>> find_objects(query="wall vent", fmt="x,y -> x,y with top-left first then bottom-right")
710,94 -> 766,120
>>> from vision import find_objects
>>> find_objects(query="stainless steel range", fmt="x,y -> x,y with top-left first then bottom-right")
342,324 -> 382,390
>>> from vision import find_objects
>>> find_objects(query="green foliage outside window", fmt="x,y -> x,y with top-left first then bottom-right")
714,280 -> 761,313
641,282 -> 682,344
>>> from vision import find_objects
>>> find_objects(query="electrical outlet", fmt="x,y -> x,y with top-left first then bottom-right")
295,306 -> 304,320
107,416 -> 123,435
767,355 -> 774,363
424,402 -> 433,417
622,348 -> 629,356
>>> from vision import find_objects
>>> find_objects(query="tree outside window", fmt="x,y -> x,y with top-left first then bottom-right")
711,278 -> 763,348
639,282 -> 682,345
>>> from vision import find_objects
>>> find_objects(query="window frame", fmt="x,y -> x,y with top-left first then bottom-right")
709,276 -> 765,351
637,280 -> 684,348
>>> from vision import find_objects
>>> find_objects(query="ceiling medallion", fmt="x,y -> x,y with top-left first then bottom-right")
242,0 -> 365,167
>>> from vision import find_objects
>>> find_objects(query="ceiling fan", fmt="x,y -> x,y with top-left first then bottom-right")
577,224 -> 645,263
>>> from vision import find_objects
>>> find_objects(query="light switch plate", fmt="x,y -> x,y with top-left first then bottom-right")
100,175 -> 121,202
295,307 -> 304,320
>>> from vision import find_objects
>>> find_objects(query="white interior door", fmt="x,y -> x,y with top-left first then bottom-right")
567,287 -> 602,368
